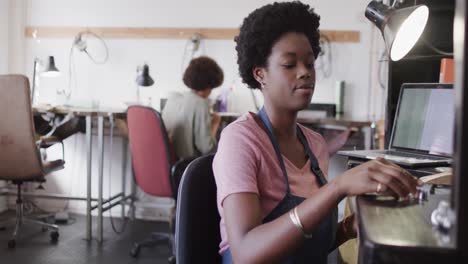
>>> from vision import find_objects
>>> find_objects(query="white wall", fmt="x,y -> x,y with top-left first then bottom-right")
9,0 -> 26,74
25,0 -> 386,119
0,0 -> 9,74
11,0 -> 388,217
0,0 -> 10,213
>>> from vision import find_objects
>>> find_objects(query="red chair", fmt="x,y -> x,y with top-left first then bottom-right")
126,106 -> 193,263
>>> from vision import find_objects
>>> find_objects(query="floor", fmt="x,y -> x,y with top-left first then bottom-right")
0,211 -> 172,264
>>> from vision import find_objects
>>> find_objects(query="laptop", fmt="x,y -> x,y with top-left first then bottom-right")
338,83 -> 454,168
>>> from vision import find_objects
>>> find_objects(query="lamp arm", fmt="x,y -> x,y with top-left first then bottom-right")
391,0 -> 404,8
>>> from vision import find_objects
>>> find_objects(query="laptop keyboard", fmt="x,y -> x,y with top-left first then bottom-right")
387,151 -> 448,160
369,150 -> 448,163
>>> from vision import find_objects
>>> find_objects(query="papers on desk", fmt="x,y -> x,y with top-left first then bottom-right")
297,110 -> 328,119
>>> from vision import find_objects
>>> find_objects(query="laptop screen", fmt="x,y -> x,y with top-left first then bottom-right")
390,84 -> 454,156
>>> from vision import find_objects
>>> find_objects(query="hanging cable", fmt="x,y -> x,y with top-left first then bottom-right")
107,113 -> 129,234
377,49 -> 389,89
422,38 -> 454,56
65,31 -> 109,100
315,33 -> 332,78
74,31 -> 109,64
180,33 -> 203,77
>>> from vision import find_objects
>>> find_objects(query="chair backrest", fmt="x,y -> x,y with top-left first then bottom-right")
175,154 -> 222,264
0,75 -> 43,181
127,106 -> 175,197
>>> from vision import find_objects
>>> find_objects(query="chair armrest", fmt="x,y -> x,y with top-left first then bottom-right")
36,136 -> 66,161
36,136 -> 62,148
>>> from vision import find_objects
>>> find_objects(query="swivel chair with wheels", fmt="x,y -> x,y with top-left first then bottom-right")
126,106 -> 194,263
0,75 -> 65,248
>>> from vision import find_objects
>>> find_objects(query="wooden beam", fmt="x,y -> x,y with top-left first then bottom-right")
25,26 -> 360,42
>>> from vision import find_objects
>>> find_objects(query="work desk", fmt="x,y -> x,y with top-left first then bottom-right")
297,114 -> 373,150
355,193 -> 458,263
297,115 -> 372,129
215,111 -> 372,128
33,105 -> 130,243
215,111 -> 374,150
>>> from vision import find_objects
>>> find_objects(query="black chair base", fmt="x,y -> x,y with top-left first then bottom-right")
129,232 -> 175,263
0,213 -> 60,249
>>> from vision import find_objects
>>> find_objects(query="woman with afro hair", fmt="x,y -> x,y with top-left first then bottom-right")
213,2 -> 422,263
162,56 -> 223,159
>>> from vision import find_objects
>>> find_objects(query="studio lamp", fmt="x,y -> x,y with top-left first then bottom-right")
135,64 -> 154,104
31,56 -> 61,104
365,0 -> 429,61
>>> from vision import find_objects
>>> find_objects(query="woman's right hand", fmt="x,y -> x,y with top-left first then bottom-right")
335,157 -> 423,198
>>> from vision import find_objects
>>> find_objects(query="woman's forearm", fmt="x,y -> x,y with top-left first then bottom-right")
226,180 -> 345,264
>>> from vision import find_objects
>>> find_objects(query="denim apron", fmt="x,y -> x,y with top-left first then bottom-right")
222,108 -> 337,264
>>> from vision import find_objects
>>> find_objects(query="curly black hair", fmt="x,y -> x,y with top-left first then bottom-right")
235,1 -> 321,89
183,56 -> 224,91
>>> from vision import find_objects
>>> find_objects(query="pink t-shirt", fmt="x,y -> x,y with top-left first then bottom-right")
213,112 -> 329,253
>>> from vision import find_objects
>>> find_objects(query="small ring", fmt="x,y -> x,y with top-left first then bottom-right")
376,183 -> 382,193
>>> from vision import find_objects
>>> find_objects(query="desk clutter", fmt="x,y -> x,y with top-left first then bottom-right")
420,172 -> 452,186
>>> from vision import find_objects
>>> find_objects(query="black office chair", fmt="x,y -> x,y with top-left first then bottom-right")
175,154 -> 222,264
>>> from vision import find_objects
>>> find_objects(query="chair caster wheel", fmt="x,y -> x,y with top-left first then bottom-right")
8,239 -> 16,249
130,244 -> 140,258
50,231 -> 59,242
168,255 -> 176,264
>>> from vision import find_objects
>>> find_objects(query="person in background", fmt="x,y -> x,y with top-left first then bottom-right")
213,2 -> 423,264
162,56 -> 223,159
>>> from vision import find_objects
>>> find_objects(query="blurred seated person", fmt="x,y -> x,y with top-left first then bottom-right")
162,56 -> 224,159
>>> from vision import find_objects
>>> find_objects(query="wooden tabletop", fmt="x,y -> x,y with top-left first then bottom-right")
357,194 -> 455,248
355,193 -> 459,263
214,111 -> 372,128
33,105 -> 127,117
297,116 -> 372,129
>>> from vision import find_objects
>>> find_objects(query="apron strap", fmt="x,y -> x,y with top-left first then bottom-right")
296,127 -> 328,187
258,108 -> 291,193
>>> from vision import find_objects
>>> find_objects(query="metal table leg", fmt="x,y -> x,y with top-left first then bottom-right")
97,116 -> 104,243
86,115 -> 92,241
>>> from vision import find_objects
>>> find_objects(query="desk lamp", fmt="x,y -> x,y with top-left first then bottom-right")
365,0 -> 429,61
135,64 -> 154,104
31,56 -> 61,105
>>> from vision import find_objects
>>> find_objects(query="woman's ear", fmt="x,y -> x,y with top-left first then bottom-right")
252,66 -> 266,88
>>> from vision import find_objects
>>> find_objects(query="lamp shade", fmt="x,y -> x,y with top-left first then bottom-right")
135,64 -> 154,87
365,1 -> 429,61
41,56 -> 61,77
